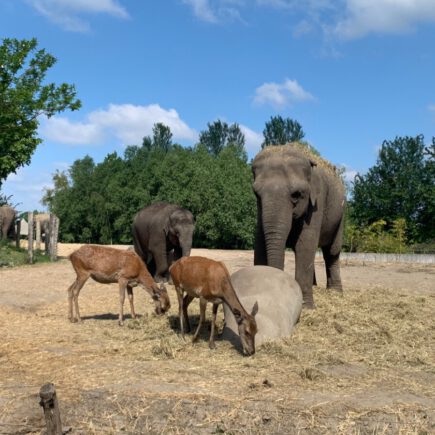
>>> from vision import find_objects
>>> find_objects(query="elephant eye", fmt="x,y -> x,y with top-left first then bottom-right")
291,191 -> 302,203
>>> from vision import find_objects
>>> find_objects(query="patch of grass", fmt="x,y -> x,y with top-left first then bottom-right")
0,240 -> 52,267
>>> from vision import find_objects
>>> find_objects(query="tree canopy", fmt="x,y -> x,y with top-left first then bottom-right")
351,135 -> 435,243
199,120 -> 247,161
262,115 -> 305,148
43,123 -> 255,248
0,38 -> 81,187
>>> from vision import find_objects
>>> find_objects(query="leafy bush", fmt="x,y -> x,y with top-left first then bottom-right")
0,241 -> 52,267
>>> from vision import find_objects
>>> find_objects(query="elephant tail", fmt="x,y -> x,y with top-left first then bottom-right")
131,225 -> 147,262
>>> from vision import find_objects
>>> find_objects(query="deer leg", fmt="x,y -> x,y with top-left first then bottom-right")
118,279 -> 127,326
175,287 -> 186,339
183,294 -> 194,333
127,285 -> 136,319
192,298 -> 207,344
70,273 -> 88,323
209,303 -> 219,350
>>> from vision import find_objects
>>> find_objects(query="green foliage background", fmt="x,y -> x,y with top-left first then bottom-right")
43,126 -> 256,249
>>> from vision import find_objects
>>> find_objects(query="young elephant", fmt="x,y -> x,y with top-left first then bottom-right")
132,202 -> 195,282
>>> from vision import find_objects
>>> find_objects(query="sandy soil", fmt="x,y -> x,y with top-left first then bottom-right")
0,244 -> 434,434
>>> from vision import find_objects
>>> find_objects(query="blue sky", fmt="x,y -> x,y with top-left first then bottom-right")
1,0 -> 434,212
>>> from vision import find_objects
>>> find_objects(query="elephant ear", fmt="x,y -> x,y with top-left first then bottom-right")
309,160 -> 319,208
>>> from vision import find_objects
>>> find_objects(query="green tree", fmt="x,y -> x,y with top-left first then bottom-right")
262,115 -> 305,148
44,122 -> 257,248
199,120 -> 247,160
141,123 -> 173,153
0,38 -> 81,186
352,135 -> 434,242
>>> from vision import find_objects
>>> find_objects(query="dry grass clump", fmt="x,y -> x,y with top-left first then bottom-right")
0,263 -> 434,434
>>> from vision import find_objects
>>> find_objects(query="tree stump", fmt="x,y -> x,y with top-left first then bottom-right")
39,383 -> 63,435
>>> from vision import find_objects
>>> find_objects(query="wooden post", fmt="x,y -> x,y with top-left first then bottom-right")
36,219 -> 41,250
49,214 -> 59,261
15,218 -> 21,249
39,383 -> 63,435
28,212 -> 34,264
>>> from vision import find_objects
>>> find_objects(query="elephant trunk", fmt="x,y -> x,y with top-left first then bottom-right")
181,243 -> 192,258
261,199 -> 293,270
179,233 -> 193,257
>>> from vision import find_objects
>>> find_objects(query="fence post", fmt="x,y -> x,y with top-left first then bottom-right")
15,218 -> 21,249
28,212 -> 34,264
49,214 -> 59,261
36,219 -> 41,250
39,383 -> 63,435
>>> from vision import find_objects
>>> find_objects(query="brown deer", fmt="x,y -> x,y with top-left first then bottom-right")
67,245 -> 170,325
169,256 -> 258,355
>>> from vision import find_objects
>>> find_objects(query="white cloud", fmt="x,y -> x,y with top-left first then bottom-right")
183,0 -> 245,23
340,164 -> 358,184
42,117 -> 104,145
41,103 -> 198,146
183,0 -> 218,23
3,166 -> 53,212
334,0 -> 435,39
428,104 -> 435,112
253,78 -> 315,109
26,0 -> 129,32
239,124 -> 263,155
257,0 -> 435,40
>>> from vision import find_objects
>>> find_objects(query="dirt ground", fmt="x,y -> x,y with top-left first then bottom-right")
0,244 -> 434,434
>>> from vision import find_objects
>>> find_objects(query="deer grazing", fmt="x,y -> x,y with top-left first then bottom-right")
169,256 -> 258,355
67,245 -> 170,325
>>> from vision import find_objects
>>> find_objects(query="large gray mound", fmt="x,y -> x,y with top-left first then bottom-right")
223,266 -> 303,347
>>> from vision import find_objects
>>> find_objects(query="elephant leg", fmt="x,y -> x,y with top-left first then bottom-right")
294,234 -> 318,309
322,247 -> 343,292
151,246 -> 169,283
127,285 -> 136,320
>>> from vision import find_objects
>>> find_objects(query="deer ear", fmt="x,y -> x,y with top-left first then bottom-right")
251,301 -> 259,317
151,287 -> 160,300
233,308 -> 243,325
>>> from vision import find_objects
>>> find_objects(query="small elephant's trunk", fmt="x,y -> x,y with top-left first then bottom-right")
180,239 -> 192,257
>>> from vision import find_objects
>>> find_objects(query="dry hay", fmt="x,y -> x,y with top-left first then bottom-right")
256,142 -> 342,178
0,256 -> 434,434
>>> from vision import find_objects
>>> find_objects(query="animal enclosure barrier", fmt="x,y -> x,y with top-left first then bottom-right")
27,213 -> 60,263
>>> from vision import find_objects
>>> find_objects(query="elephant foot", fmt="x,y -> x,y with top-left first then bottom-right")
118,320 -> 124,326
69,317 -> 78,323
209,342 -> 216,350
327,285 -> 343,294
302,301 -> 316,310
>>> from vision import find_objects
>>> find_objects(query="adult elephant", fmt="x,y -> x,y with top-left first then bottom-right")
252,144 -> 345,308
34,213 -> 51,238
0,205 -> 16,240
132,202 -> 195,282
